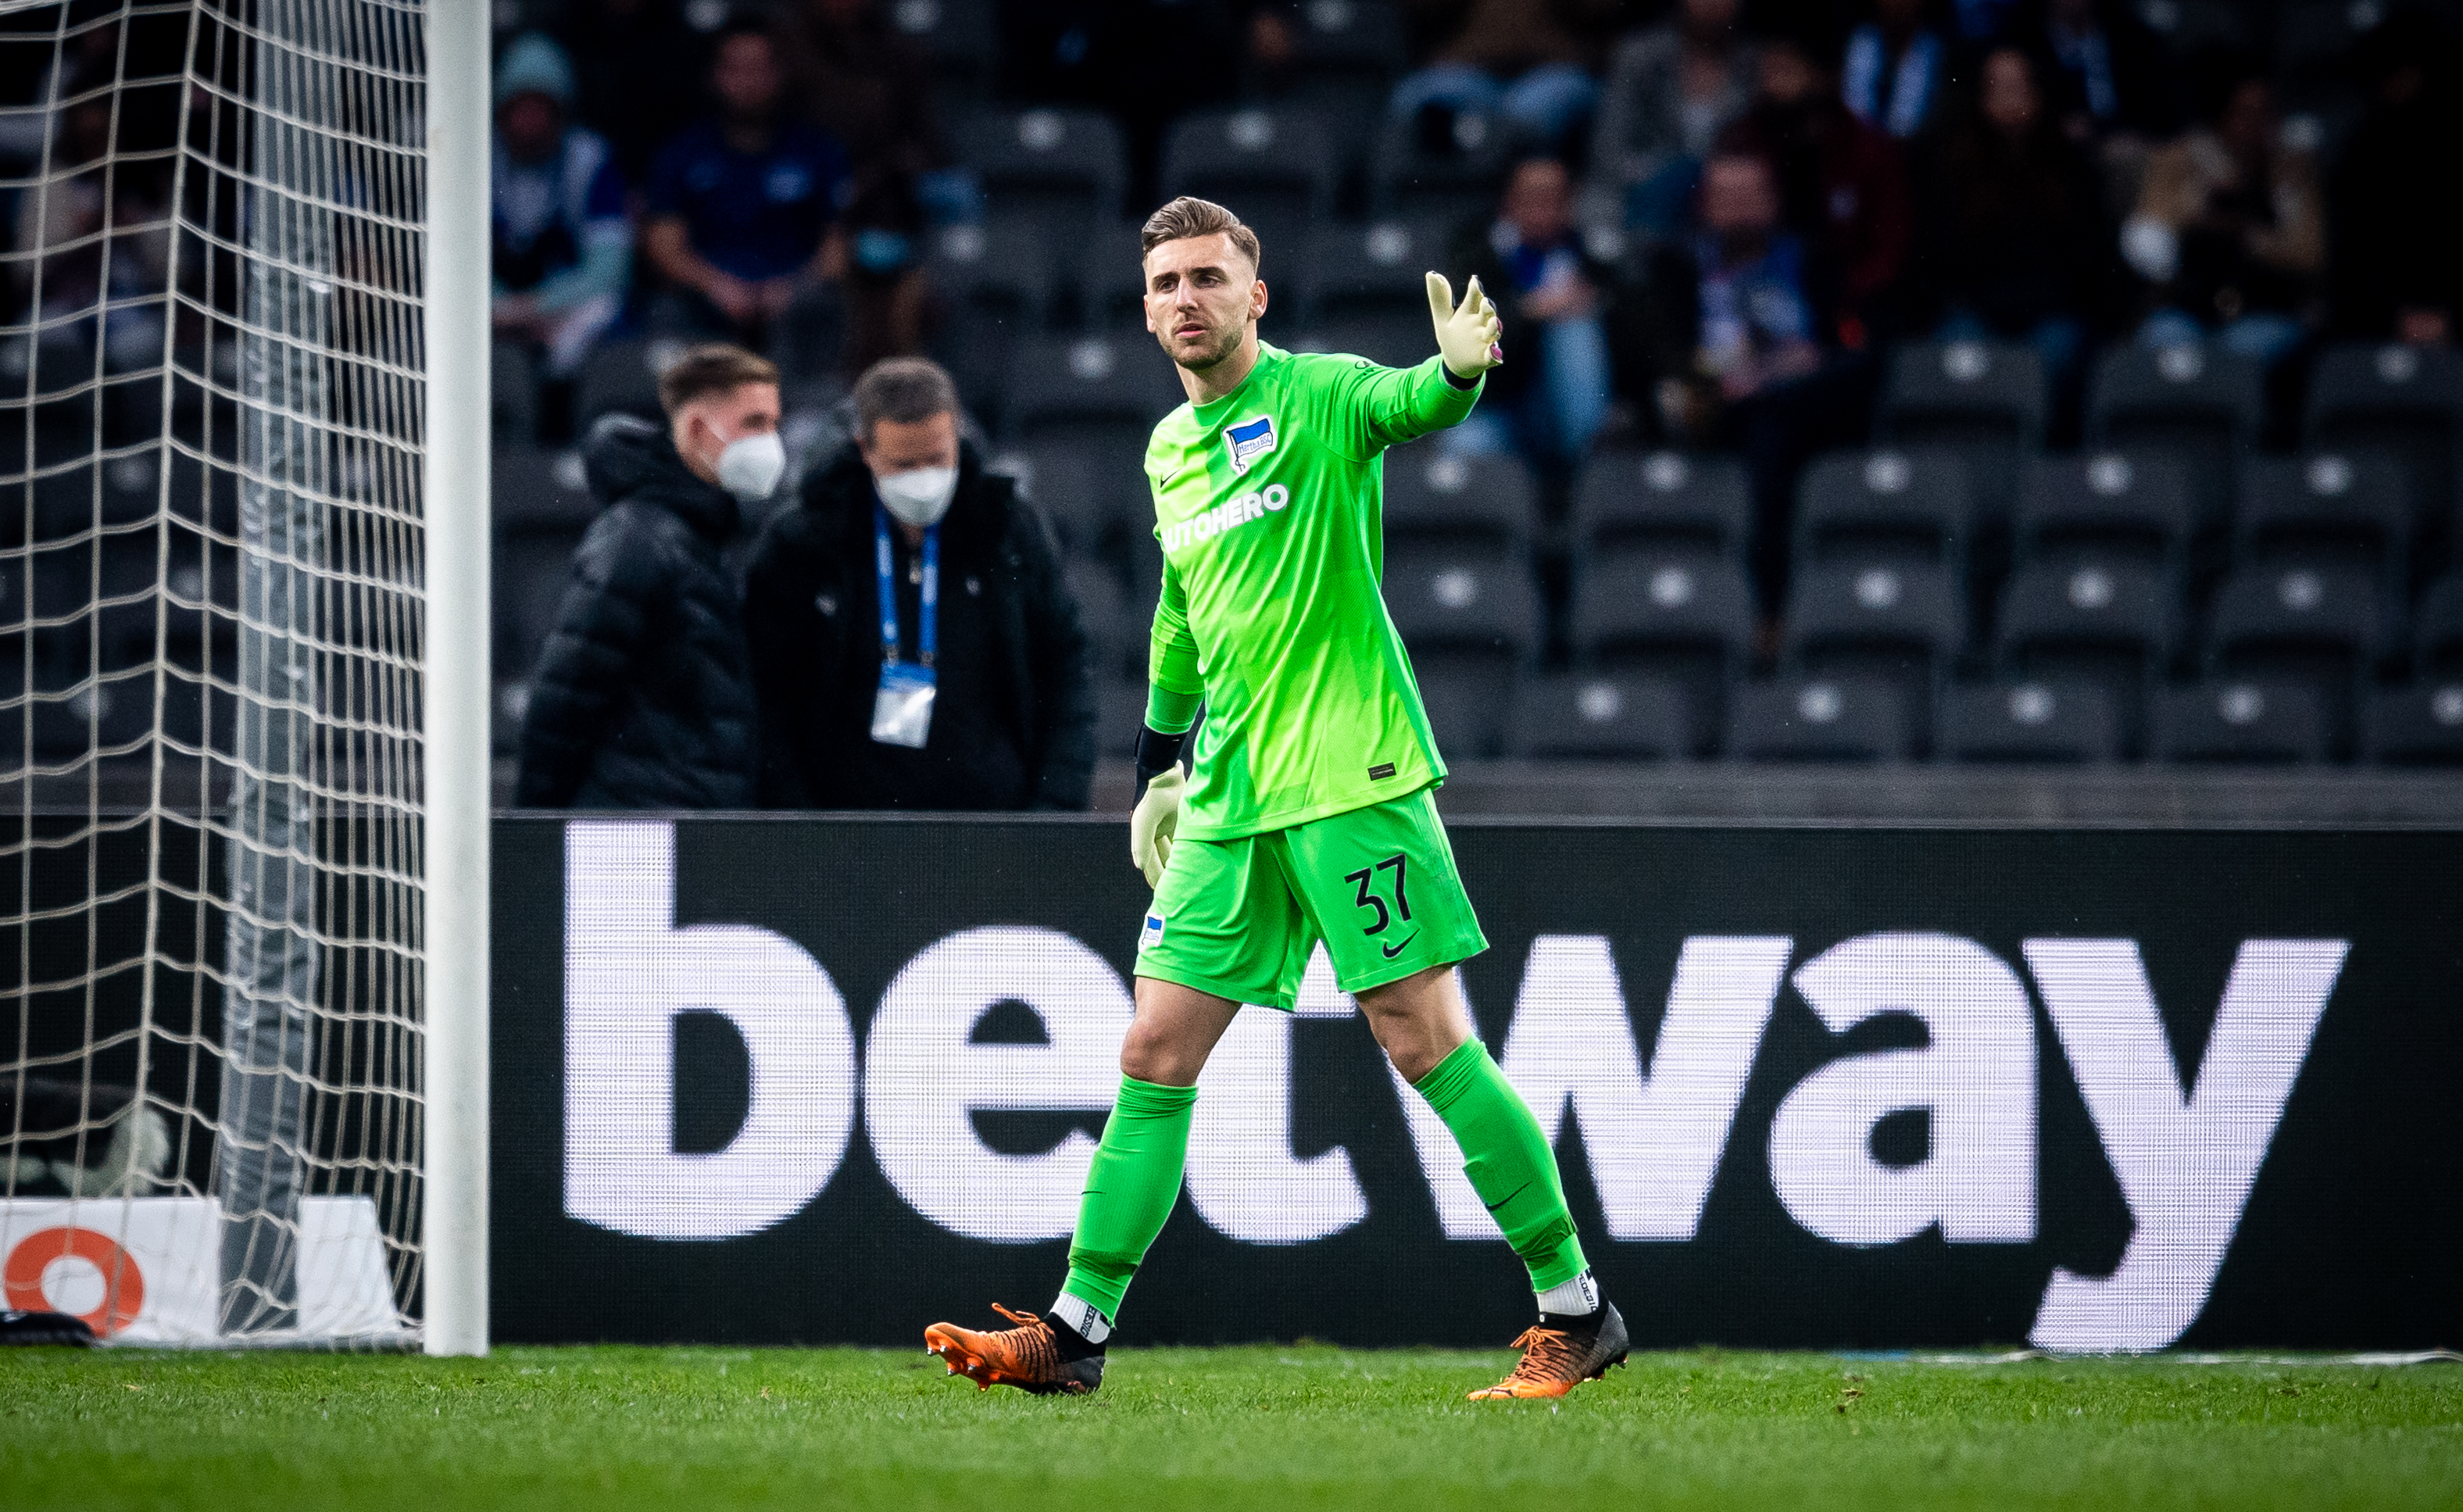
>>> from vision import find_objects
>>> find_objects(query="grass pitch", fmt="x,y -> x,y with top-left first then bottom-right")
2,1345 -> 2456,1510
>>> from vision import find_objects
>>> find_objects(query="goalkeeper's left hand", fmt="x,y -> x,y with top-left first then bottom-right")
1426,271 -> 1503,380
1130,766 -> 1184,888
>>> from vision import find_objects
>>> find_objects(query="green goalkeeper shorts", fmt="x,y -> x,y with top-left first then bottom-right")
1133,785 -> 1489,1009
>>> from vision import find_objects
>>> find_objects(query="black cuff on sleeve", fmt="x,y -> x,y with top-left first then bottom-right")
1441,363 -> 1482,391
1133,724 -> 1189,784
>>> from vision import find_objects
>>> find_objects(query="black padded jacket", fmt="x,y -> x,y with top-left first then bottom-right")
513,414 -> 759,809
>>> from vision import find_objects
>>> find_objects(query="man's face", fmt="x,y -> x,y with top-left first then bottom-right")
859,410 -> 959,481
1758,44 -> 1821,107
713,34 -> 781,121
674,381 -> 781,477
1502,160 -> 1575,245
498,91 -> 563,162
1142,233 -> 1267,374
1700,156 -> 1778,238
1982,50 -> 2039,134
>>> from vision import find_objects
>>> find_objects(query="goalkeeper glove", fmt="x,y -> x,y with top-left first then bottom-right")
1426,271 -> 1504,381
1130,765 -> 1184,888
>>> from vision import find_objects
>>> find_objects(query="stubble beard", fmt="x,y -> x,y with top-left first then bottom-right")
1168,317 -> 1246,376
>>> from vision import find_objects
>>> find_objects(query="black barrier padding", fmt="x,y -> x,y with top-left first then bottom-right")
490,816 -> 2463,1350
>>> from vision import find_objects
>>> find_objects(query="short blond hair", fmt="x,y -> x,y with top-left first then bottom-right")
1139,196 -> 1262,272
656,344 -> 778,415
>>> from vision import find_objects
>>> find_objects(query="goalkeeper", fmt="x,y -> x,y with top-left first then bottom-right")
927,196 -> 1624,1402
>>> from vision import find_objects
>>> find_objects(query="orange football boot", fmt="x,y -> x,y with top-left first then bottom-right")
1468,1302 -> 1629,1399
924,1304 -> 1106,1396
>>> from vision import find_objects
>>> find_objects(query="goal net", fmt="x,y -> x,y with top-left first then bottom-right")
0,0 -> 438,1347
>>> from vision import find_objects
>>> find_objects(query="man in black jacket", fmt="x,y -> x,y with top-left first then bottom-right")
744,356 -> 1095,810
513,345 -> 781,807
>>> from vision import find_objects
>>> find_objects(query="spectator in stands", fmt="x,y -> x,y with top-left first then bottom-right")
1631,148 -> 1875,605
1917,47 -> 2108,424
12,81 -> 169,371
1841,0 -> 1949,141
743,357 -> 1094,811
1388,1 -> 1611,155
2011,0 -> 2177,145
553,0 -> 710,184
642,24 -> 852,354
2120,54 -> 2320,366
1589,0 -> 1759,235
1718,13 -> 1914,346
514,346 -> 779,810
1450,157 -> 1620,471
491,34 -> 631,418
2329,10 -> 2463,346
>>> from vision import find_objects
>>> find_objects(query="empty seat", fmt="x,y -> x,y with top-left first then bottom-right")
949,109 -> 1128,237
2088,342 -> 2265,520
2305,342 -> 2463,520
1369,108 -> 1517,227
888,0 -> 998,89
492,445 -> 596,532
497,524 -> 588,682
1727,676 -> 1907,762
1303,219 -> 1452,327
928,220 -> 1056,409
1940,679 -> 2120,763
2366,681 -> 2463,765
2012,452 -> 2195,574
1385,543 -> 1539,759
1570,550 -> 1753,755
1161,108 -> 1340,256
1793,448 -> 1971,568
571,338 -> 666,427
1506,673 -> 1691,760
2415,574 -> 2463,676
991,440 -> 1142,559
1285,0 -> 1410,98
1782,560 -> 1964,752
1004,335 -> 1177,446
1063,559 -> 1135,682
1382,445 -> 1532,549
1289,313 -> 1429,370
1994,559 -> 2173,754
1572,449 -> 1751,558
1073,220 -> 1153,334
492,339 -> 539,448
1877,341 -> 2043,507
2204,563 -> 2384,753
2150,680 -> 2326,764
2236,452 -> 2411,591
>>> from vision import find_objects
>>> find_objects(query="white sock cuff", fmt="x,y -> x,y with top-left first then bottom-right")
1535,1269 -> 1599,1318
1049,1291 -> 1111,1345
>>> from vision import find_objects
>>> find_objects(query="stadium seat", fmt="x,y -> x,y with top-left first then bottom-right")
2235,452 -> 2411,592
1505,673 -> 1692,760
497,524 -> 587,683
2204,563 -> 2385,755
1793,449 -> 1971,569
1285,0 -> 1410,98
1384,542 -> 1539,758
1302,219 -> 1452,328
990,439 -> 1141,560
1161,107 -> 1340,257
948,109 -> 1128,238
1063,558 -> 1135,683
2415,574 -> 2463,676
1570,550 -> 1753,756
1368,107 -> 1519,228
571,338 -> 666,429
928,220 -> 1056,411
1572,449 -> 1752,559
492,445 -> 596,533
1003,335 -> 1179,448
2150,680 -> 2326,763
2012,452 -> 2196,575
1939,679 -> 2120,763
492,339 -> 539,448
1781,560 -> 1964,753
1876,341 -> 2043,508
2304,342 -> 2463,522
1726,676 -> 1907,762
1994,559 -> 2173,755
887,0 -> 999,91
2365,681 -> 2463,765
2087,342 -> 2265,521
1288,314 -> 1429,371
1074,220 -> 1152,334
1381,445 -> 1533,550
1093,674 -> 1155,761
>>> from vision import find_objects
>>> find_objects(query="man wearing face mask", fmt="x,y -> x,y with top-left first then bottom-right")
513,345 -> 781,809
742,356 -> 1095,810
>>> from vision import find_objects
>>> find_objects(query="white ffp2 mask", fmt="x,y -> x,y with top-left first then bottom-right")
714,432 -> 786,501
875,465 -> 960,528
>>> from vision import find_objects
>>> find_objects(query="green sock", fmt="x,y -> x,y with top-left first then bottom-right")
1414,1039 -> 1589,1292
1061,1076 -> 1199,1323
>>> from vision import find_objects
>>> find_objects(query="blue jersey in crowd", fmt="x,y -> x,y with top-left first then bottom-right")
646,119 -> 851,284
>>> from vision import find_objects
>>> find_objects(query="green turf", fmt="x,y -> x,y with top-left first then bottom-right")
2,1345 -> 2456,1510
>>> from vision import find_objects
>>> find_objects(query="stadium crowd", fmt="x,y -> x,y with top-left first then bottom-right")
467,0 -> 2463,788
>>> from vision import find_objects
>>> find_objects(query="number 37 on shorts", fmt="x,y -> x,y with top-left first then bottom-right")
1134,786 -> 1490,1010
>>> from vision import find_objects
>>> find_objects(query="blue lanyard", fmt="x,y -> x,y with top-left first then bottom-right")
874,503 -> 938,668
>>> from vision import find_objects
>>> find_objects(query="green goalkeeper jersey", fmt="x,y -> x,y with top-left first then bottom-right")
1144,341 -> 1483,841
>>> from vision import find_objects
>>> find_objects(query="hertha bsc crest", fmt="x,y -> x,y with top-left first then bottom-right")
1224,415 -> 1277,474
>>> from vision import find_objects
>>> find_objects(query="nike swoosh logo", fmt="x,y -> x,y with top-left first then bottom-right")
1381,931 -> 1421,959
1158,464 -> 1187,487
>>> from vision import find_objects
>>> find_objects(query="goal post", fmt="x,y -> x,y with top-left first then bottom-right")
0,0 -> 488,1352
